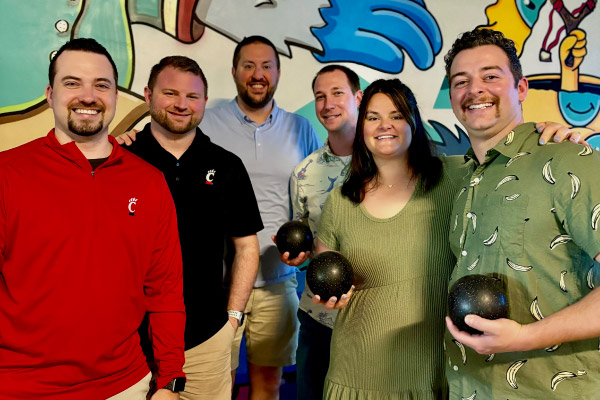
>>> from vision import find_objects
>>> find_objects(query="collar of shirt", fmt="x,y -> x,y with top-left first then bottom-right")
321,141 -> 351,165
229,97 -> 279,128
136,124 -> 211,159
463,122 -> 537,166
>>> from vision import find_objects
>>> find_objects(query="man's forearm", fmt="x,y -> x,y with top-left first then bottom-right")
227,234 -> 260,311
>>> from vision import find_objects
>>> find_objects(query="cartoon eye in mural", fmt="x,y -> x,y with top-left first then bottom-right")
55,20 -> 69,33
311,0 -> 442,73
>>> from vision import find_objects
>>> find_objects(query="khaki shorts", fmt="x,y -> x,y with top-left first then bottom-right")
181,321 -> 235,400
107,372 -> 152,400
231,277 -> 299,368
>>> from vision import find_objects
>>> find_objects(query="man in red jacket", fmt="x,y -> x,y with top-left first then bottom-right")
0,38 -> 186,399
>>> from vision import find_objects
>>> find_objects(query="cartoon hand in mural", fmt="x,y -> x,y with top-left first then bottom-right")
560,29 -> 586,91
312,0 -> 442,73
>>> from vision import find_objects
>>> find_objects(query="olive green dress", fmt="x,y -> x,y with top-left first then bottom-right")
318,159 -> 462,399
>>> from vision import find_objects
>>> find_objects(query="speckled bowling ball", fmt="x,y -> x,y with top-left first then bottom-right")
448,274 -> 508,335
307,251 -> 353,301
275,220 -> 313,259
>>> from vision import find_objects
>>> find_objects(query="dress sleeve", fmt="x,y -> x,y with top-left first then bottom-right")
552,146 -> 600,260
316,188 -> 340,251
144,176 -> 186,388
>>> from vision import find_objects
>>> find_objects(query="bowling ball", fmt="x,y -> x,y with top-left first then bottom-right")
275,220 -> 313,259
448,274 -> 508,335
306,251 -> 353,301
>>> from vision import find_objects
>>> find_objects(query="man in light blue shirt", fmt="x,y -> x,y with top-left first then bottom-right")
200,35 -> 321,399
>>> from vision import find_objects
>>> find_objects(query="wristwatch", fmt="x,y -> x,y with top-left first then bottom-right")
227,310 -> 245,325
162,377 -> 186,393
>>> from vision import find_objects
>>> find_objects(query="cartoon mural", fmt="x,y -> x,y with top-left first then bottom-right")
478,0 -> 600,149
1,0 -> 599,153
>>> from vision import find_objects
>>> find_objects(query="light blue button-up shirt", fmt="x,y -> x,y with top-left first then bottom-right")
201,98 -> 321,287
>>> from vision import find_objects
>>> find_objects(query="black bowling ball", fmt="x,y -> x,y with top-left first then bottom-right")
307,251 -> 353,301
448,274 -> 508,335
275,220 -> 313,259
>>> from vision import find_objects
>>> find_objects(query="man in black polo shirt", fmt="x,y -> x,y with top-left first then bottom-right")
122,56 -> 263,400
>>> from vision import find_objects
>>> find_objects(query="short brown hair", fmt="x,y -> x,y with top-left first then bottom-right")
147,56 -> 208,96
444,28 -> 522,87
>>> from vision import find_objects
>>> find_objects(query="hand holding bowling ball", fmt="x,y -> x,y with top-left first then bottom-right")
275,220 -> 313,259
448,274 -> 508,335
307,251 -> 354,306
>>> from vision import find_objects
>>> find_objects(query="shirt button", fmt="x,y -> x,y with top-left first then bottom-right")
473,177 -> 480,184
176,162 -> 180,167
467,212 -> 472,218
461,250 -> 467,256
175,177 -> 180,182
257,143 -> 261,146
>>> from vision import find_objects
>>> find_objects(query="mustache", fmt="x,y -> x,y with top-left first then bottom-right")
461,95 -> 498,109
68,102 -> 105,113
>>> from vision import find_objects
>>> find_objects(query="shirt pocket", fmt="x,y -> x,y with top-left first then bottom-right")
477,193 -> 529,260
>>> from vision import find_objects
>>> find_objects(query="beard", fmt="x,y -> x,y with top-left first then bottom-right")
236,80 -> 276,109
67,107 -> 105,137
150,104 -> 202,134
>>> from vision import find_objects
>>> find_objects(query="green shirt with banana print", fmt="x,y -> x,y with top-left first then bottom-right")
445,122 -> 600,400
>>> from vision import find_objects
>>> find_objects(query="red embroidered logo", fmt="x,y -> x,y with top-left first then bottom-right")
205,169 -> 215,185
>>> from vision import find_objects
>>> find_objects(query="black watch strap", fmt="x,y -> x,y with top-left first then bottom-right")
163,377 -> 186,392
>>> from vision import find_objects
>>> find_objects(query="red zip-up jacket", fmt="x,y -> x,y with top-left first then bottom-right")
0,131 -> 185,399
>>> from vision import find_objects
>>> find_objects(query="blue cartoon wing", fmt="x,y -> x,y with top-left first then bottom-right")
312,0 -> 442,73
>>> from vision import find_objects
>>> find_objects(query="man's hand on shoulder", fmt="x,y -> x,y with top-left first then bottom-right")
115,129 -> 140,146
151,388 -> 179,400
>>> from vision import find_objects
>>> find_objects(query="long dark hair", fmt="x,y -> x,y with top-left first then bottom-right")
341,79 -> 442,203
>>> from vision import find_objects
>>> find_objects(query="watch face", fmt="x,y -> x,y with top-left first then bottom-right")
173,377 -> 186,392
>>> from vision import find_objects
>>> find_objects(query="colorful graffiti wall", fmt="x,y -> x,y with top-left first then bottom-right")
1,0 -> 599,152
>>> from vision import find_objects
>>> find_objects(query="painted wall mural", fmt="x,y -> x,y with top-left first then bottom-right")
1,0 -> 599,152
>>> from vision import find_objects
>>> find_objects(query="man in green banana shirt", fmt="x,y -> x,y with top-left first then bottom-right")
444,28 -> 600,399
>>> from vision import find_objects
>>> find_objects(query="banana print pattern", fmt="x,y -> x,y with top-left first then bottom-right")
529,297 -> 545,320
468,212 -> 477,233
505,193 -> 520,201
453,214 -> 458,232
483,227 -> 498,246
507,258 -> 533,272
567,172 -> 581,199
457,186 -> 467,200
494,175 -> 518,191
466,256 -> 480,271
485,353 -> 495,362
461,390 -> 477,400
506,359 -> 527,389
453,339 -> 467,365
550,370 -> 587,391
587,265 -> 595,289
542,158 -> 555,184
549,234 -> 572,250
504,130 -> 515,145
559,270 -> 568,293
578,145 -> 593,156
591,203 -> 600,230
470,173 -> 483,187
505,151 -> 531,167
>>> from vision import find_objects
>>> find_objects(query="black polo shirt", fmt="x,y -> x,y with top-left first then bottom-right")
127,124 -> 263,350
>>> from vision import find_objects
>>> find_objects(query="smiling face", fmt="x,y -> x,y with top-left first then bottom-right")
363,93 -> 412,161
449,45 -> 528,149
145,67 -> 207,135
232,42 -> 280,110
313,69 -> 362,135
46,50 -> 117,139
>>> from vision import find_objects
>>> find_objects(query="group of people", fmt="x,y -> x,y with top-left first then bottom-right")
0,27 -> 599,400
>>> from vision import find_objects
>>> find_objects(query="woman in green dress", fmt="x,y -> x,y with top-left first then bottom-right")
313,79 -> 463,399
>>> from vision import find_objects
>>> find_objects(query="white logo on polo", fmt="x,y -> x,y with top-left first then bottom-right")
128,197 -> 138,215
205,169 -> 215,185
